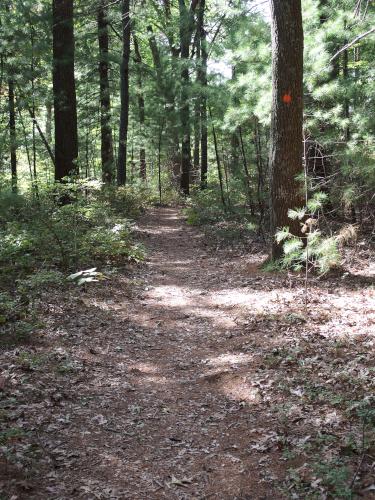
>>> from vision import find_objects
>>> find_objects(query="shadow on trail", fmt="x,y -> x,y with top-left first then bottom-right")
1,207 -> 373,499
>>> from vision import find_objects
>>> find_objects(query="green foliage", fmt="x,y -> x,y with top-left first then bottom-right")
0,183 -> 146,342
313,460 -> 352,499
67,268 -> 107,286
276,192 -> 342,273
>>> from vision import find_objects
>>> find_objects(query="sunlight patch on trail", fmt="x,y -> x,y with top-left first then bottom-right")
148,285 -> 192,307
204,353 -> 254,368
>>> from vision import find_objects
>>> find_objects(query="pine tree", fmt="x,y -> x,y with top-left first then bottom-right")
269,0 -> 304,259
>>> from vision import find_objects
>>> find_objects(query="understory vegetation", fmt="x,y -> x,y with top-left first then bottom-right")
0,182 -> 148,342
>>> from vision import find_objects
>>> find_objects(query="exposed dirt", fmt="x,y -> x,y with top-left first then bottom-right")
1,207 -> 374,499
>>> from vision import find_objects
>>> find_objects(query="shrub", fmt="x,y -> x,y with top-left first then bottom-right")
275,192 -> 355,274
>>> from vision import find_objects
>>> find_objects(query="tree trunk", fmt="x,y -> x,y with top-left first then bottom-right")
46,98 -> 52,144
147,25 -> 180,177
133,34 -> 147,180
98,0 -> 114,184
239,126 -> 253,212
52,0 -> 78,181
117,0 -> 131,186
342,42 -> 350,142
269,0 -> 304,260
230,67 -> 240,174
254,117 -> 265,228
8,79 -> 17,192
193,17 -> 201,181
178,0 -> 193,195
209,108 -> 226,210
198,0 -> 208,189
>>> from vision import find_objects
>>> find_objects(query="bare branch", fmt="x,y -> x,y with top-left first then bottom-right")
330,27 -> 375,61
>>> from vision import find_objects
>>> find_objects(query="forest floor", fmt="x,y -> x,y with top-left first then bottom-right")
1,207 -> 375,499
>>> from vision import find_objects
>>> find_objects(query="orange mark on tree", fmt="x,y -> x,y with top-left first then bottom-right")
282,92 -> 292,104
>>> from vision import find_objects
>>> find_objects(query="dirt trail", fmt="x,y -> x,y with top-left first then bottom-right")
1,207 -> 374,499
103,206 -> 279,498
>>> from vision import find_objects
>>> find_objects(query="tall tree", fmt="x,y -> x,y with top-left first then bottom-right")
52,0 -> 78,181
8,78 -> 17,193
133,33 -> 146,180
193,20 -> 201,178
178,0 -> 198,195
197,0 -> 208,189
117,0 -> 131,186
97,0 -> 114,184
269,0 -> 304,259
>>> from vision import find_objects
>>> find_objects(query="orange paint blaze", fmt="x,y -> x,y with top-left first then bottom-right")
282,93 -> 292,104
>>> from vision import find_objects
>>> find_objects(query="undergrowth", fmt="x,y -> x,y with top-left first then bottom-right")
184,185 -> 260,246
0,180 -> 149,344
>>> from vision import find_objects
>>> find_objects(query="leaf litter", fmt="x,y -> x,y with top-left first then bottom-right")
0,207 -> 374,499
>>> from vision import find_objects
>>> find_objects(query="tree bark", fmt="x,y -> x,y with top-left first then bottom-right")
239,126 -> 253,211
269,0 -> 304,260
193,15 -> 201,180
133,34 -> 147,180
98,0 -> 114,184
178,0 -> 194,195
117,0 -> 131,186
8,78 -> 17,192
46,98 -> 52,144
209,108 -> 226,210
198,0 -> 208,189
52,0 -> 78,181
254,117 -> 265,228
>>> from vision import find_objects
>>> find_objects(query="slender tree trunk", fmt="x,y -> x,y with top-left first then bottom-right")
254,117 -> 265,227
198,0 -> 208,189
147,25 -> 180,176
17,104 -> 33,186
158,118 -> 165,204
269,0 -> 304,260
117,0 -> 131,186
193,17 -> 201,180
342,43 -> 350,142
133,34 -> 147,180
8,79 -> 17,192
230,67 -> 240,174
209,108 -> 226,210
98,0 -> 114,184
30,26 -> 39,197
52,0 -> 78,181
46,99 -> 52,144
178,0 -> 193,195
239,126 -> 253,211
222,147 -> 231,207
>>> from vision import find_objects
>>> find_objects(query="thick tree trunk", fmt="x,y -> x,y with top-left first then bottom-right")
133,34 -> 147,180
52,0 -> 78,181
269,0 -> 304,260
8,79 -> 17,192
117,0 -> 131,186
98,0 -> 114,184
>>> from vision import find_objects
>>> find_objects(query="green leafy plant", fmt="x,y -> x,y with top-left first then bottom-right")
67,267 -> 108,286
276,192 -> 342,274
